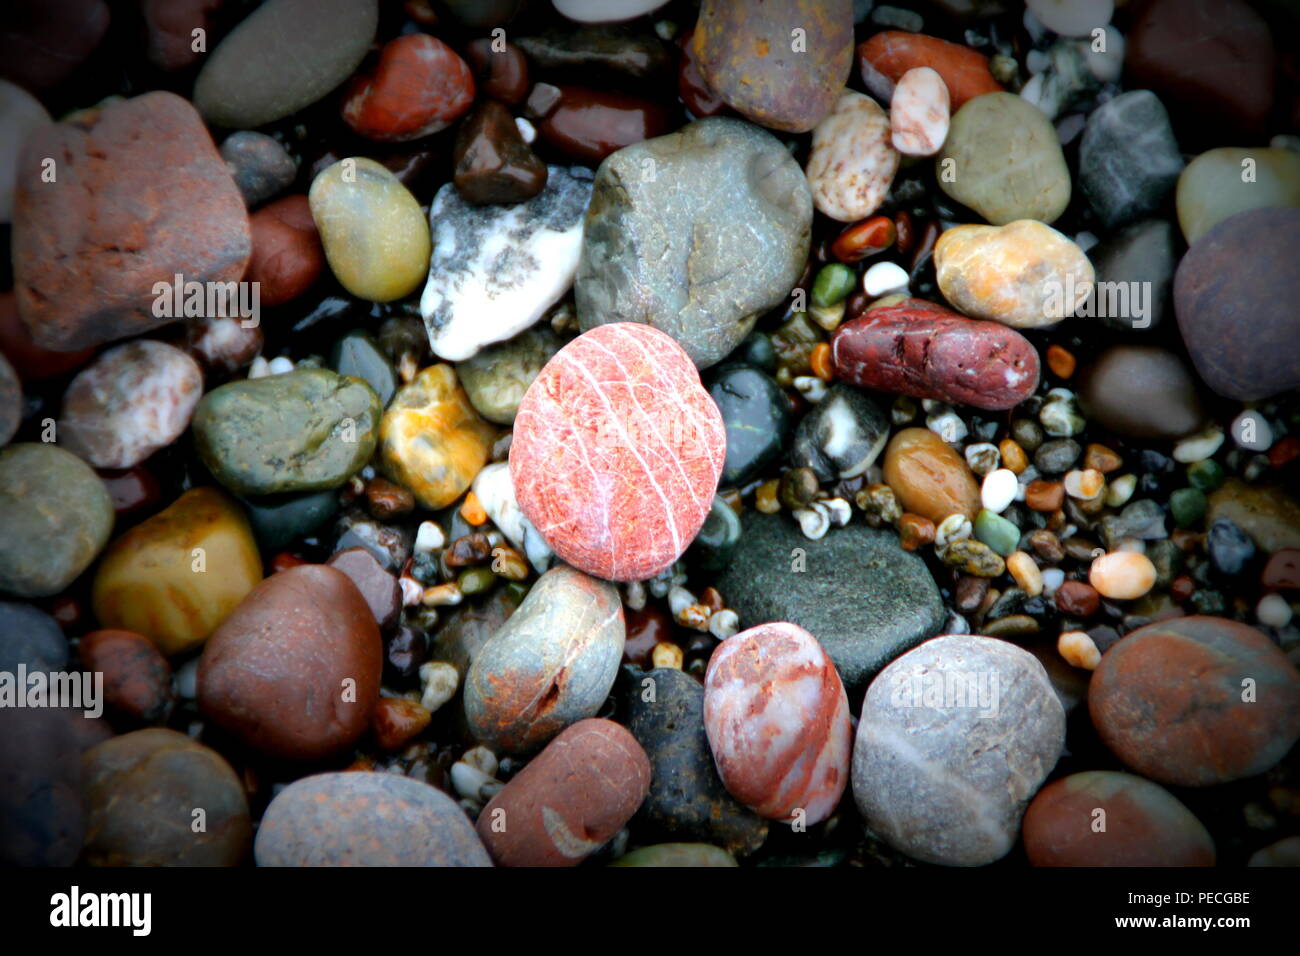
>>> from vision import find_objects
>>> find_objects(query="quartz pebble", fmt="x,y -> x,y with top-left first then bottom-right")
423,168 -> 590,361
510,324 -> 725,582
703,623 -> 852,824
58,341 -> 203,470
852,635 -> 1065,866
343,34 -> 474,141
1089,551 -> 1156,601
862,262 -> 910,298
981,469 -> 1018,513
1090,616 -> 1300,786
890,67 -> 949,157
1057,630 -> 1100,670
806,91 -> 899,223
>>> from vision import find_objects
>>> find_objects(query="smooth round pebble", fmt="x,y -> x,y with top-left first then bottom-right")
1089,551 -> 1156,600
890,67 -> 949,157
806,90 -> 899,223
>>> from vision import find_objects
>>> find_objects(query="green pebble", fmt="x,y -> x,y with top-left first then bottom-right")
811,263 -> 856,308
1186,459 -> 1225,492
1169,487 -> 1207,529
457,566 -> 496,596
974,508 -> 1020,557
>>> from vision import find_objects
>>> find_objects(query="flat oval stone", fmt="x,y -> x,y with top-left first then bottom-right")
852,635 -> 1066,866
193,0 -> 378,129
791,383 -> 888,481
78,629 -> 174,724
692,0 -> 853,133
1177,147 -> 1300,245
198,564 -> 381,761
0,443 -> 113,598
58,341 -> 203,470
936,92 -> 1071,226
194,367 -> 382,496
714,511 -> 945,689
623,667 -> 768,856
380,364 -> 496,511
575,117 -> 811,369
92,487 -> 263,656
1076,345 -> 1205,440
1174,207 -> 1300,402
707,363 -> 791,487
456,325 -> 562,426
476,718 -> 650,866
858,31 -> 1001,110
510,323 -> 726,582
611,843 -> 737,867
422,167 -> 590,362
935,220 -> 1094,329
1078,90 -> 1184,232
1023,770 -> 1215,866
1089,616 -> 1300,787
310,157 -> 431,302
704,622 -> 852,824
465,565 -> 623,754
247,194 -> 325,308
343,33 -> 474,141
882,427 -> 980,523
81,728 -> 250,866
890,66 -> 949,157
806,90 -> 899,223
255,772 -> 491,866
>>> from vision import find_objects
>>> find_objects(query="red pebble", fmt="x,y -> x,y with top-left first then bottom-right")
0,291 -> 94,382
831,216 -> 895,263
78,629 -> 174,724
1269,436 -> 1300,468
97,465 -> 162,520
702,622 -> 851,825
623,604 -> 671,668
526,83 -> 674,166
342,34 -> 475,142
245,195 -> 324,307
1055,580 -> 1100,618
858,32 -> 1001,110
1263,550 -> 1300,590
830,298 -> 1040,411
510,323 -> 726,582
465,37 -> 529,106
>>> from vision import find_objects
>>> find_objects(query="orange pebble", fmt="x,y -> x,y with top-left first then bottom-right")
1046,344 -> 1076,379
858,31 -> 1002,110
810,342 -> 834,382
1084,442 -> 1122,473
898,512 -> 936,551
271,552 -> 308,573
1025,480 -> 1065,512
460,490 -> 487,525
998,438 -> 1028,474
831,215 -> 896,262
371,697 -> 432,751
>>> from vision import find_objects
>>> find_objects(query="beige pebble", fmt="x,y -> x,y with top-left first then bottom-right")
890,67 -> 950,157
1057,630 -> 1101,670
652,641 -> 683,670
1064,468 -> 1105,500
1089,551 -> 1156,600
1007,550 -> 1043,597
806,90 -> 899,223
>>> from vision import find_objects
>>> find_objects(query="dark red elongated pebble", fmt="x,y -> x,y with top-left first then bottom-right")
830,299 -> 1040,411
526,84 -> 673,167
465,38 -> 530,106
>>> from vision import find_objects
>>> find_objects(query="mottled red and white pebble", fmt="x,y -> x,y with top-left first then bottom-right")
806,90 -> 899,223
831,298 -> 1040,411
890,68 -> 949,157
184,315 -> 263,373
58,341 -> 203,470
510,323 -> 726,582
342,34 -> 475,142
476,718 -> 650,867
703,622 -> 851,824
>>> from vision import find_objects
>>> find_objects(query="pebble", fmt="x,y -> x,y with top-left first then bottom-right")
943,537 -> 1005,577
1207,519 -> 1255,577
527,84 -> 673,166
193,0 -> 378,129
882,427 -> 980,524
476,718 -> 651,866
553,0 -> 669,22
890,67 -> 949,157
1263,550 -> 1300,590
326,548 -> 401,631
78,630 -> 174,724
831,299 -> 1040,411
1256,594 -> 1292,629
0,352 -> 20,447
1089,616 -> 1300,786
1025,0 -> 1113,38
0,80 -> 51,224
576,118 -> 810,369
465,37 -> 529,106
1076,345 -> 1204,440
514,22 -> 668,83
330,330 -> 396,408
611,844 -> 737,867
470,463 -> 553,574
454,100 -> 548,205
692,0 -> 853,133
714,511 -> 945,689
198,565 -> 381,761
457,325 -> 562,426
624,668 -> 768,856
852,635 -> 1066,866
688,494 -> 743,572
1089,551 -> 1156,600
0,444 -> 113,598
974,509 -> 1020,558
790,383 -> 888,482
58,341 -> 202,470
423,167 -> 590,362
806,91 -> 899,223
1077,89 -> 1183,231
220,131 -> 297,208
935,220 -> 1094,328
1087,218 -> 1177,332
1231,411 -> 1274,453
703,623 -> 852,824
858,31 -> 1001,110
92,487 -> 262,656
343,34 -> 474,141
247,195 -> 325,308
0,707 -> 86,866
1171,426 -> 1224,464
1174,207 -> 1300,401
465,566 -> 623,754
1176,147 -> 1300,246
12,92 -> 250,351
981,469 -> 1018,513
1057,629 -> 1101,670
195,368 -> 382,496
1208,481 -> 1300,555
81,729 -> 250,866
1023,771 -> 1214,867
510,324 -> 725,582
936,92 -> 1072,226
0,602 -> 69,674
309,157 -> 431,303
862,261 -> 911,297
1033,438 -> 1080,475
256,772 -> 490,866
707,363 -> 792,487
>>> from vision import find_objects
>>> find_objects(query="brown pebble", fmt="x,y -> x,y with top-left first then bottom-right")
326,547 -> 402,631
371,697 -> 432,751
882,427 -> 980,523
1046,344 -> 1075,379
898,512 -> 935,551
1028,529 -> 1065,564
1026,480 -> 1065,512
954,574 -> 989,613
1056,580 -> 1101,617
365,476 -> 415,520
77,629 -> 173,724
1262,549 -> 1300,590
1084,443 -> 1122,474
998,439 -> 1028,474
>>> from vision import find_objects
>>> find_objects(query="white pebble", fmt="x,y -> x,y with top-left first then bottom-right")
1041,567 -> 1065,593
450,761 -> 496,803
246,355 -> 271,379
795,505 -> 830,540
267,356 -> 295,375
461,745 -> 498,779
1231,410 -> 1274,452
823,496 -> 852,527
709,609 -> 740,640
515,116 -> 537,144
1257,593 -> 1293,629
981,468 -> 1019,513
623,580 -> 646,611
1104,473 -> 1136,508
1172,426 -> 1225,463
890,66 -> 949,157
668,585 -> 696,616
927,408 -> 967,444
415,520 -> 445,553
935,513 -> 972,548
965,442 -> 1000,476
793,375 -> 828,403
863,261 -> 910,297
175,658 -> 199,700
399,576 -> 423,607
1026,0 -> 1114,38
418,661 -> 459,714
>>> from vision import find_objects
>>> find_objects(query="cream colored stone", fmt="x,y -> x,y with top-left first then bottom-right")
890,67 -> 949,157
806,90 -> 899,222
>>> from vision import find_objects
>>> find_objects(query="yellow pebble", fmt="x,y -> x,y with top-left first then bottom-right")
755,478 -> 781,514
998,439 -> 1028,474
460,491 -> 487,525
1089,551 -> 1156,600
1058,630 -> 1101,670
651,641 -> 683,669
1006,550 -> 1043,597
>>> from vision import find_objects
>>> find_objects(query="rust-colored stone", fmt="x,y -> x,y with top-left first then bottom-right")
858,31 -> 1001,110
78,630 -> 174,724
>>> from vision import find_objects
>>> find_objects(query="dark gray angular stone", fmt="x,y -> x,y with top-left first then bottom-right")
1087,218 -> 1178,332
1078,90 -> 1184,232
791,383 -> 888,481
